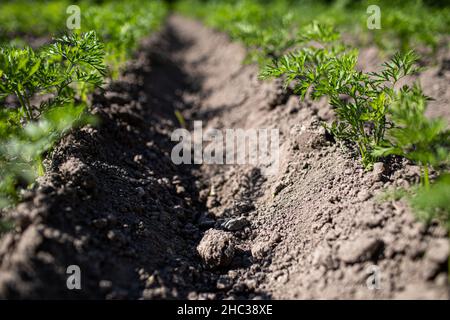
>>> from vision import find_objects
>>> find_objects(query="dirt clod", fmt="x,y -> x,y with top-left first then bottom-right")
425,239 -> 449,264
371,162 -> 385,182
337,236 -> 384,264
251,241 -> 273,260
197,229 -> 236,268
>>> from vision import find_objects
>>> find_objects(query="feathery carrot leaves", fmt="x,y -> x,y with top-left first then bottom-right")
0,32 -> 105,209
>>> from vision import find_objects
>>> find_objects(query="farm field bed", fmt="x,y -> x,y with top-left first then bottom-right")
0,1 -> 449,300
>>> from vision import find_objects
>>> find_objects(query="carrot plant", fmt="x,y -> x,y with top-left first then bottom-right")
176,0 -> 450,57
374,84 -> 449,188
0,0 -> 168,128
260,22 -> 449,227
0,46 -> 42,122
178,0 -> 450,232
373,84 -> 449,229
0,32 -> 105,122
0,104 -> 95,206
369,0 -> 450,54
80,0 -> 167,77
0,32 -> 105,208
0,0 -> 168,78
0,0 -> 69,40
0,0 -> 168,231
261,25 -> 422,168
411,174 -> 450,231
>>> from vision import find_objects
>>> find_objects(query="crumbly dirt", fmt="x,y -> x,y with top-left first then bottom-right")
0,15 -> 448,300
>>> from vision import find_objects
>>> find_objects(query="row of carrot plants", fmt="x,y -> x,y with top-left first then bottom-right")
0,0 -> 167,231
177,0 -> 450,230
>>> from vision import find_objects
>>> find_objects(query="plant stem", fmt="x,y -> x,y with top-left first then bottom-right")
15,92 -> 32,122
24,95 -> 34,121
36,155 -> 45,177
423,163 -> 430,190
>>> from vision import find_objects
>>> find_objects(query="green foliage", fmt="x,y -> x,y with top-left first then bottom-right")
0,46 -> 42,121
0,0 -> 168,230
372,82 -> 449,229
0,104 -> 95,208
369,0 -> 450,54
177,0 -> 297,65
411,174 -> 450,231
374,84 -> 449,187
46,31 -> 107,102
0,1 -> 168,234
259,20 -> 449,228
261,26 -> 423,168
0,0 -> 69,39
0,219 -> 14,233
0,32 -> 106,122
177,0 -> 450,232
176,0 -> 450,56
0,32 -> 105,209
0,0 -> 448,233
79,0 -> 167,77
0,0 -> 168,77
234,17 -> 297,65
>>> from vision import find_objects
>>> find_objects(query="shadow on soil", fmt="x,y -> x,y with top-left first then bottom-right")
0,17 -> 271,300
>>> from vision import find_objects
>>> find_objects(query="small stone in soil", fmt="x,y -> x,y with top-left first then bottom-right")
357,190 -> 371,202
222,217 -> 249,231
136,187 -> 145,196
176,185 -> 186,194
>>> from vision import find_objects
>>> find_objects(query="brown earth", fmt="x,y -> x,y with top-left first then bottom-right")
0,15 -> 448,299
